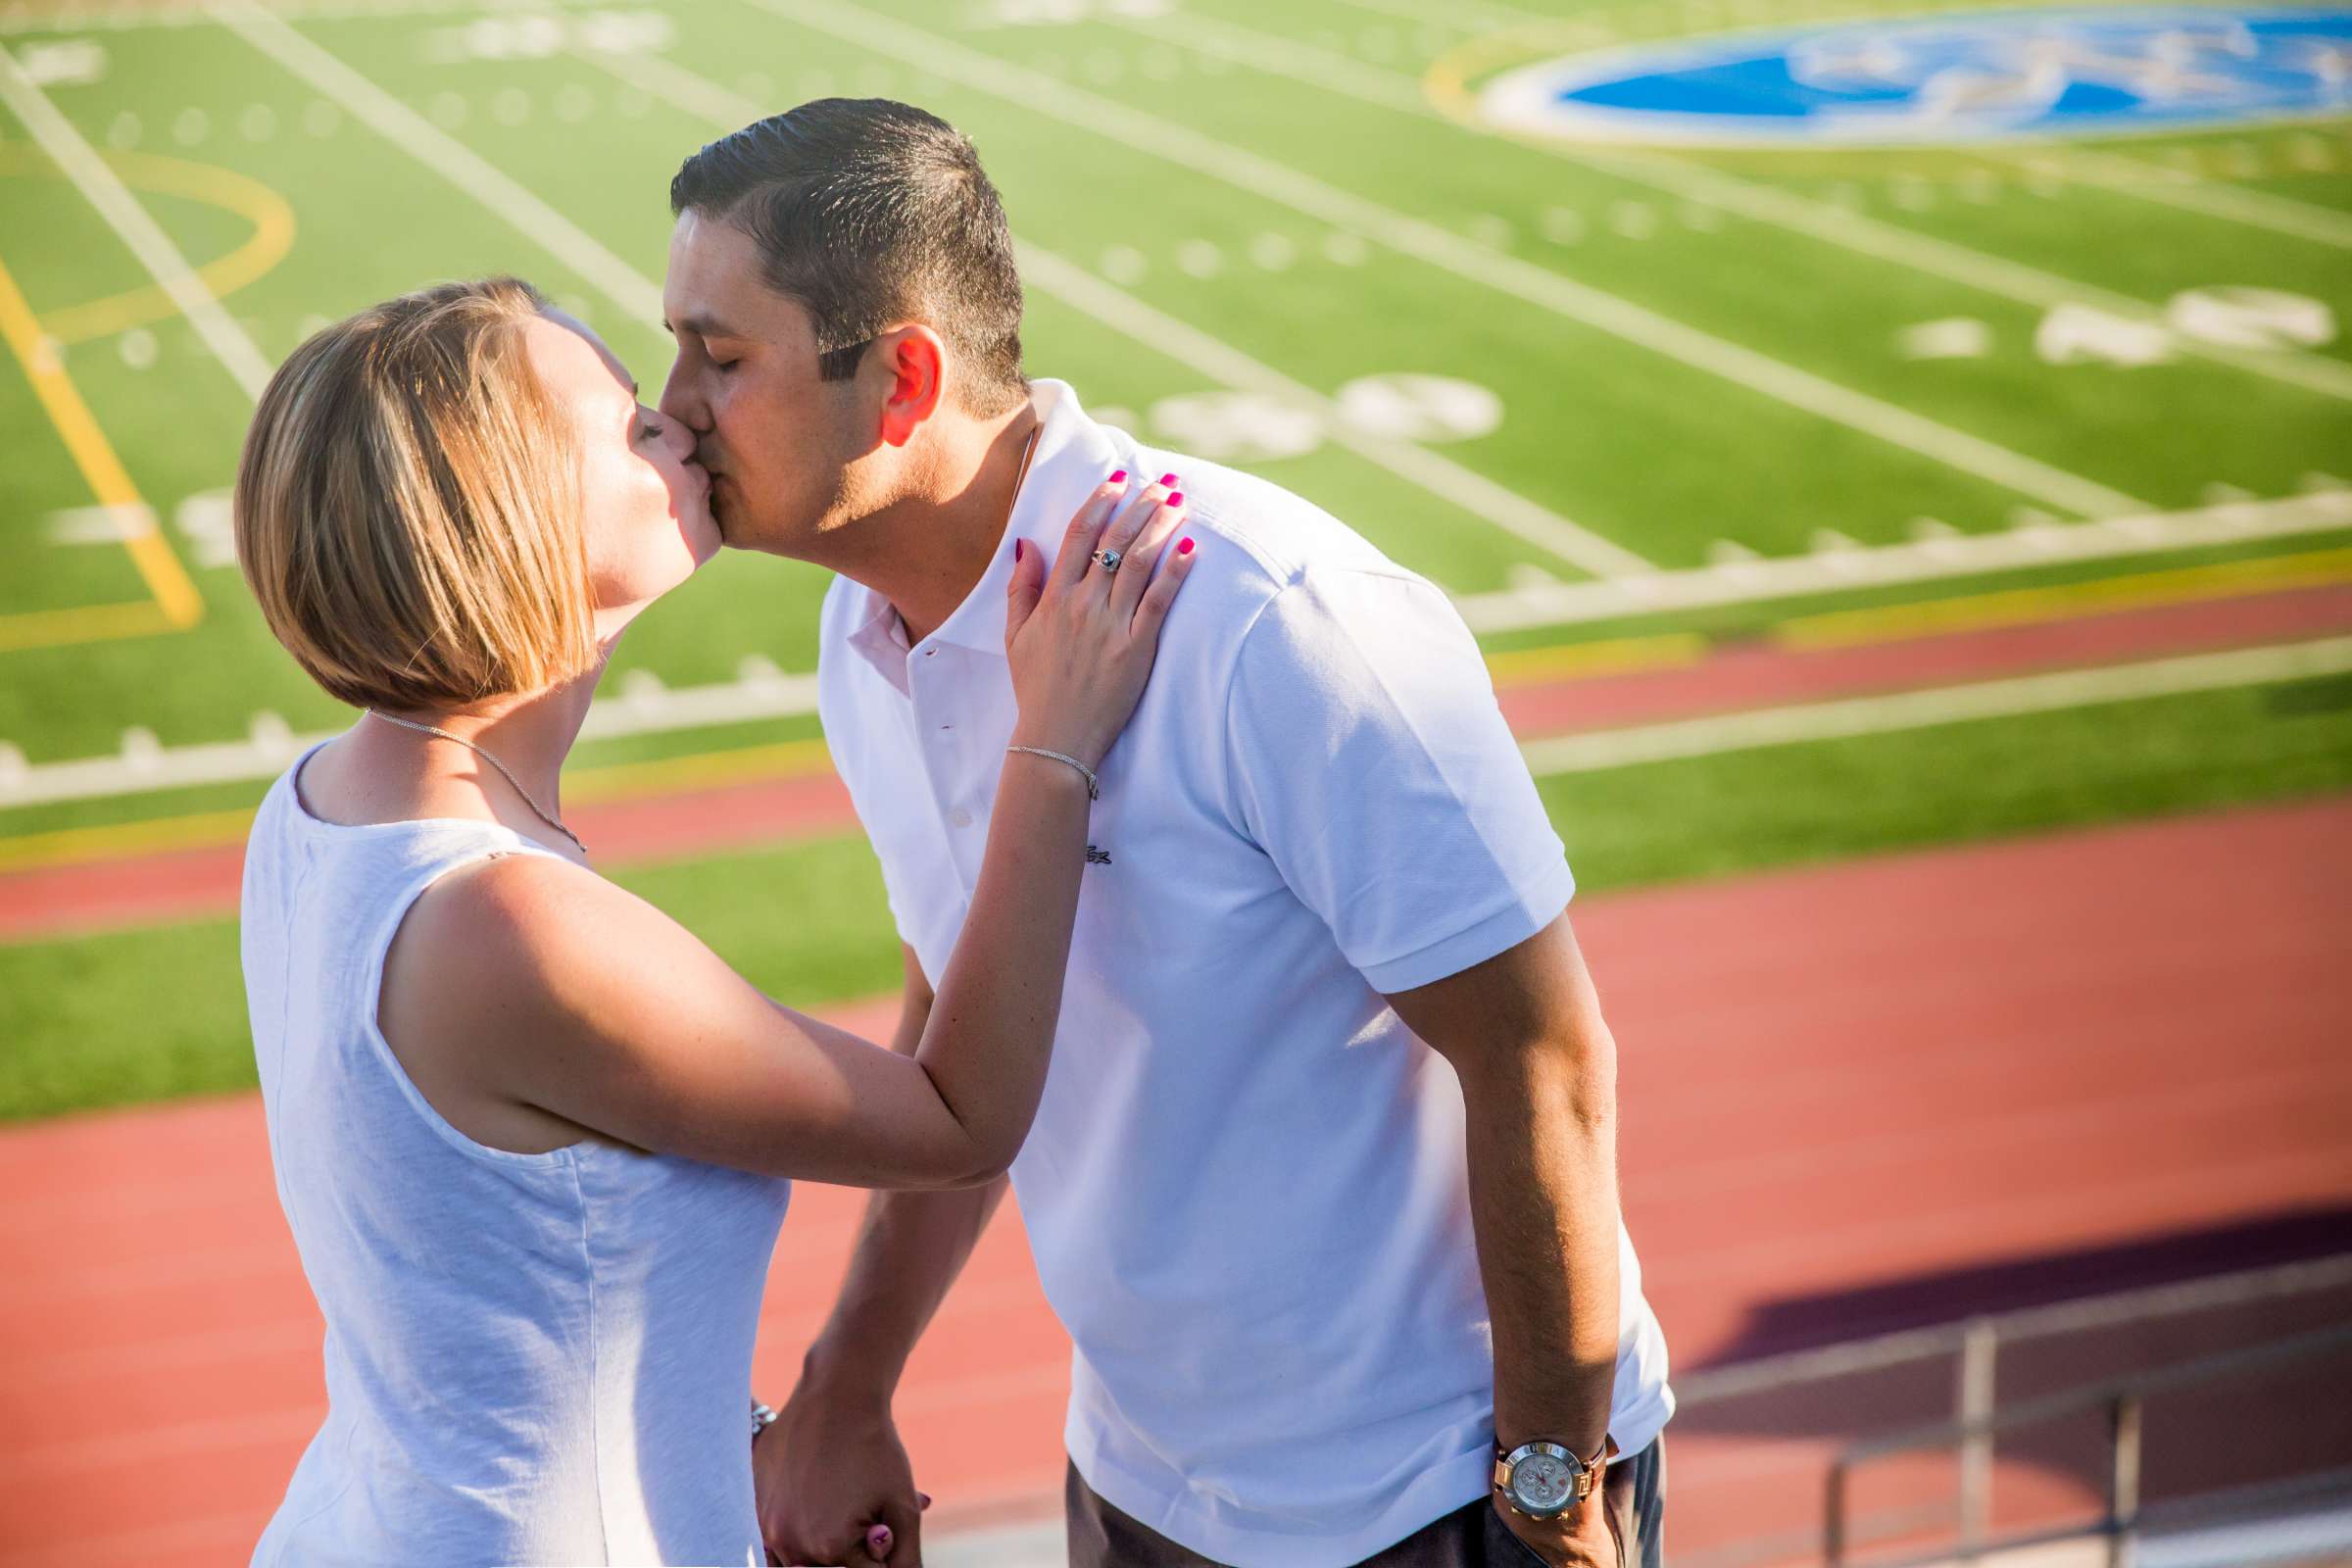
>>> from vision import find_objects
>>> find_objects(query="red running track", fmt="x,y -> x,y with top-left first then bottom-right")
2,798 -> 2348,1565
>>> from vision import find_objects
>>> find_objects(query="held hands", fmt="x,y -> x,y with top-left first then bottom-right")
1003,472 -> 1197,773
753,1381 -> 926,1567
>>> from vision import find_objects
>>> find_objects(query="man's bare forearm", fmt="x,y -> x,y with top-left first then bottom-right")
1390,917 -> 1623,1459
1456,1028 -> 1620,1455
800,979 -> 1009,1400
802,1176 -> 1010,1400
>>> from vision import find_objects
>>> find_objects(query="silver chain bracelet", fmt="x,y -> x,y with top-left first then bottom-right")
1006,745 -> 1100,800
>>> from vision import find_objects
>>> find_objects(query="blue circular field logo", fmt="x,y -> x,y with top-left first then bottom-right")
1477,7 -> 2352,143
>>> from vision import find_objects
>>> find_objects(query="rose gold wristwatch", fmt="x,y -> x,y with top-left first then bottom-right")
1494,1437 -> 1610,1520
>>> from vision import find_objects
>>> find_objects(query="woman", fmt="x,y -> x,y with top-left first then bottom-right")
233,277 -> 1194,1565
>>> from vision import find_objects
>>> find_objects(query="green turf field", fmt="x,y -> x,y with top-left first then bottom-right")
3,0 -> 2349,1118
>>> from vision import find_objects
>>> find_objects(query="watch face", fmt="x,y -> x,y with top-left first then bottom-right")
1512,1451 -> 1577,1512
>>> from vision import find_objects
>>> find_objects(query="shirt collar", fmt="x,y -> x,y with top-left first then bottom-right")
843,586 -> 914,698
918,378 -> 1133,660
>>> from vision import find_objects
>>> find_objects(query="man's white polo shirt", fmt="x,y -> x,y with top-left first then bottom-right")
815,381 -> 1672,1568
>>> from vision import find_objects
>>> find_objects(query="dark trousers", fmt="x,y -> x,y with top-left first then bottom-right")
1066,1440 -> 1665,1568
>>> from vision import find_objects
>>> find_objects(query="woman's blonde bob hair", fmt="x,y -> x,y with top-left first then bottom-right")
234,276 -> 595,713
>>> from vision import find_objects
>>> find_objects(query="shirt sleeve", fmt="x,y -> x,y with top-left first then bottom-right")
1223,568 -> 1575,995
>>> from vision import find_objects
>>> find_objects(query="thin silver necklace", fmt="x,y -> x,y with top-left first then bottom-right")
365,709 -> 587,857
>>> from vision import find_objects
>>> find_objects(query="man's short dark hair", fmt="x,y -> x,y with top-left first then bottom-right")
670,99 -> 1027,416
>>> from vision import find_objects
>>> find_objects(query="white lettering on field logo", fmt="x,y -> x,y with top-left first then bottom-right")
1478,9 -> 2352,145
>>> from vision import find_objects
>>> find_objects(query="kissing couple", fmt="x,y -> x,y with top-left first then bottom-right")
234,98 -> 1671,1568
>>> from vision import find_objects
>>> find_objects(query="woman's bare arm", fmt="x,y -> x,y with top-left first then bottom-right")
379,478 -> 1194,1189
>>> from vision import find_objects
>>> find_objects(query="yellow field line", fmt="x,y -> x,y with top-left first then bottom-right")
0,145 -> 299,346
1771,546 -> 2352,649
0,737 -> 843,873
1487,632 -> 1709,686
0,598 -> 173,654
0,807 -> 259,873
564,737 -> 837,804
0,250 -> 204,630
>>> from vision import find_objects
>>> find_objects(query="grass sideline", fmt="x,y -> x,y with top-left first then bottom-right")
6,670 -> 2348,1124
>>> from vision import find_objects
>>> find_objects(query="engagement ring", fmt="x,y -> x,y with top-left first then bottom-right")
1093,548 -> 1123,574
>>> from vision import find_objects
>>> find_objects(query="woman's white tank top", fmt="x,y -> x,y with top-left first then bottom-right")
241,744 -> 789,1566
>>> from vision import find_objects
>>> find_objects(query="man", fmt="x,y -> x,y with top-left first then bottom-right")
657,99 -> 1673,1568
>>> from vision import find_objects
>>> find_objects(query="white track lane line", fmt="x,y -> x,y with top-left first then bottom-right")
575,46 -> 1657,579
0,44 -> 274,400
1520,635 -> 2352,774
1989,144 -> 2352,253
759,0 -> 2152,520
204,0 -> 665,326
1115,10 -> 2352,405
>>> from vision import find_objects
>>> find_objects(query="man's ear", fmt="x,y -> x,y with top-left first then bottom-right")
873,326 -> 947,449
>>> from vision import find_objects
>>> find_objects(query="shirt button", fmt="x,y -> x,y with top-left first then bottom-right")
949,808 -> 973,828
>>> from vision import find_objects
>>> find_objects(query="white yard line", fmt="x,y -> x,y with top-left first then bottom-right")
1113,9 -> 2352,405
1018,247 -> 1651,574
0,43 -> 274,399
1988,145 -> 2352,254
0,0 -> 576,31
1591,149 -> 2352,402
752,0 -> 2152,520
1519,635 -> 2352,774
1455,486 -> 2352,632
204,0 -> 665,326
576,46 -> 1654,578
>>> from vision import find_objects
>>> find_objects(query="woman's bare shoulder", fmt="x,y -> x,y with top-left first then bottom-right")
379,853 -> 709,1151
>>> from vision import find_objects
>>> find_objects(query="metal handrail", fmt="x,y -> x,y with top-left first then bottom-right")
1677,1251 -> 2352,1407
1822,1323 -> 2352,1568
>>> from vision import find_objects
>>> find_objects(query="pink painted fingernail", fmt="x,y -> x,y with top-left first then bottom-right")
1158,472 -> 1178,486
1165,492 -> 1185,509
1013,539 -> 1024,563
867,1523 -> 893,1554
1178,536 -> 1195,555
918,1493 -> 934,1510
1108,469 -> 1127,483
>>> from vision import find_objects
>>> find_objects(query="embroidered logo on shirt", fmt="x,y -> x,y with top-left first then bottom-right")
1086,845 -> 1113,865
